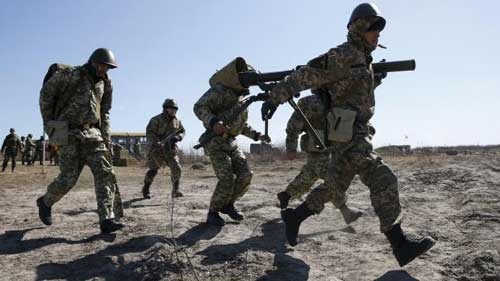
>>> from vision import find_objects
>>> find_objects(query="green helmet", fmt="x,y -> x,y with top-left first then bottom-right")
347,3 -> 386,31
88,48 -> 118,68
9,128 -> 15,133
163,98 -> 178,109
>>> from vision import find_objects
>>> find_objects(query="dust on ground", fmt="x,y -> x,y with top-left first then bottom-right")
0,154 -> 499,281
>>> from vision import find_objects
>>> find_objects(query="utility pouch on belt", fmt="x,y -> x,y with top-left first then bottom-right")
46,120 -> 69,146
76,127 -> 103,143
300,129 -> 325,152
327,108 -> 357,142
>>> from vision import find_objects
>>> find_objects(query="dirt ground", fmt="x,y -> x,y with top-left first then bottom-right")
1,154 -> 499,281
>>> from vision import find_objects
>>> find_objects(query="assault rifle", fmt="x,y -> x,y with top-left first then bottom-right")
160,128 -> 184,153
193,92 -> 270,150
238,59 -> 416,151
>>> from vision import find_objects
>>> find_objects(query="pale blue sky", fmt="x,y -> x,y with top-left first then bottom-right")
1,1 -> 499,151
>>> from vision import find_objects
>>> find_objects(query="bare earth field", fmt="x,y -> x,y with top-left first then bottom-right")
0,154 -> 499,281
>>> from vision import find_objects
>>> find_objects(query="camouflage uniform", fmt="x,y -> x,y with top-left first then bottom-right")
194,85 -> 260,213
20,137 -> 26,165
39,63 -> 117,223
34,138 -> 44,165
284,94 -> 331,200
267,17 -> 401,233
1,131 -> 21,172
143,113 -> 185,191
24,136 -> 35,165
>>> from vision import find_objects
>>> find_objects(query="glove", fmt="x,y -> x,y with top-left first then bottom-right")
168,135 -> 181,143
261,101 -> 277,121
374,59 -> 387,81
258,134 -> 271,143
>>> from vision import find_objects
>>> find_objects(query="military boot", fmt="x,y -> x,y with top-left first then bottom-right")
142,182 -> 151,199
36,196 -> 52,226
206,211 -> 225,226
221,204 -> 244,221
281,202 -> 314,246
171,180 -> 184,198
277,191 -> 291,209
339,204 -> 364,224
385,224 -> 436,266
100,219 -> 124,234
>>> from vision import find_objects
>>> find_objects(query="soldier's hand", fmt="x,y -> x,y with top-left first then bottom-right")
286,150 -> 297,160
213,122 -> 228,135
258,134 -> 271,143
261,101 -> 277,121
374,59 -> 387,81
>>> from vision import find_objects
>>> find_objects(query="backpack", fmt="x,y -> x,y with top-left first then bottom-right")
43,63 -> 75,84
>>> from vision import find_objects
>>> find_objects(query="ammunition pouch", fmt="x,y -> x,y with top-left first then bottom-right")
46,120 -> 69,146
327,108 -> 357,142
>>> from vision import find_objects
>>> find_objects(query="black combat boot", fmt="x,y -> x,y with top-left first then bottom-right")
385,224 -> 436,267
281,202 -> 315,246
142,182 -> 151,199
171,180 -> 184,198
277,191 -> 291,209
36,196 -> 52,226
206,211 -> 225,226
100,219 -> 124,234
221,204 -> 244,221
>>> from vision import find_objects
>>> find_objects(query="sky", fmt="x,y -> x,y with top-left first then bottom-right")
1,0 -> 499,152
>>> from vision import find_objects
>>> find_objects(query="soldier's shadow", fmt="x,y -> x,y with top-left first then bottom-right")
196,218 -> 310,281
375,270 -> 419,281
63,198 -> 162,216
0,227 -> 116,255
177,223 -> 223,247
35,235 -> 174,281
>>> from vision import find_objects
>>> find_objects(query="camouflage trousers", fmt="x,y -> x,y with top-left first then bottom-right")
286,152 -> 330,200
42,140 -> 117,222
2,150 -> 17,171
305,135 -> 402,233
206,137 -> 253,212
144,148 -> 182,185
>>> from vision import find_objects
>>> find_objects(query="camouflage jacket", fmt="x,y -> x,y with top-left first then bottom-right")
146,113 -> 185,151
269,18 -> 382,134
1,133 -> 21,153
25,138 -> 36,150
193,84 -> 259,141
286,94 -> 327,153
39,64 -> 113,142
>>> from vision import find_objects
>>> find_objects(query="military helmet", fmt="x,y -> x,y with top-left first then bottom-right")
88,48 -> 118,69
163,98 -> 178,109
347,3 -> 386,31
27,134 -> 32,138
9,128 -> 15,133
21,136 -> 25,140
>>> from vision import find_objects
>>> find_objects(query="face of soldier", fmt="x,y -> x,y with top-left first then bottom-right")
364,30 -> 380,49
94,63 -> 110,78
164,107 -> 177,117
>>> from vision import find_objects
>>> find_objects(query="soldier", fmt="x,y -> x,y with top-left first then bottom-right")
1,128 -> 21,172
24,134 -> 36,165
37,48 -> 123,234
142,99 -> 186,199
277,91 -> 364,225
34,136 -> 45,165
194,57 -> 270,226
48,143 -> 59,165
20,136 -> 26,165
261,3 -> 435,266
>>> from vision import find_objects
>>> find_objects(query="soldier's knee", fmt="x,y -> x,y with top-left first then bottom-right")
146,169 -> 158,178
369,164 -> 398,190
237,171 -> 253,186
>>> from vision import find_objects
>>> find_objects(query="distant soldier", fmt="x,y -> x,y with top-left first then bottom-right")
37,48 -> 123,234
194,57 -> 270,226
1,128 -> 22,172
277,91 -> 364,224
142,99 -> 185,199
133,141 -> 142,161
24,134 -> 36,165
34,136 -> 45,165
48,144 -> 59,165
20,136 -> 26,165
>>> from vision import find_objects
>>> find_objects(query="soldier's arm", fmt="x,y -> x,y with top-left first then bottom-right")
241,124 -> 260,141
285,110 -> 305,152
100,79 -> 113,143
146,118 -> 160,146
39,70 -> 68,123
176,120 -> 186,141
193,88 -> 223,129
